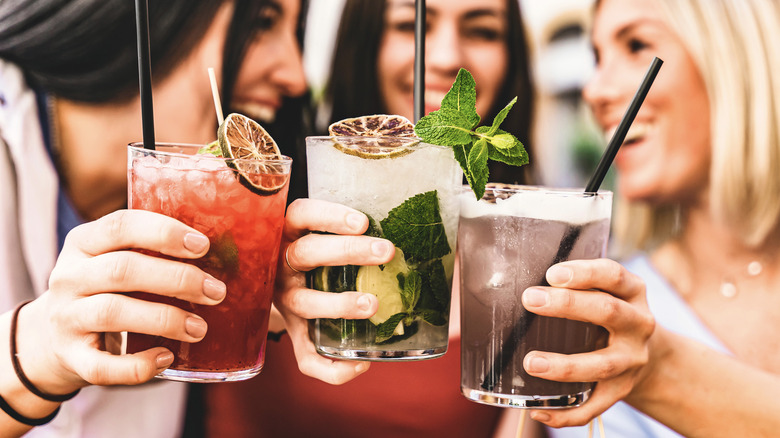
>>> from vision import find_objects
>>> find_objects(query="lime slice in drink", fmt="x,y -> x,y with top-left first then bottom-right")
328,114 -> 419,159
218,112 -> 286,195
197,140 -> 222,156
356,247 -> 409,326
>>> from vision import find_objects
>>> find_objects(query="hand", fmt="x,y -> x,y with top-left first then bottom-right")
16,210 -> 226,395
274,199 -> 395,385
521,258 -> 655,428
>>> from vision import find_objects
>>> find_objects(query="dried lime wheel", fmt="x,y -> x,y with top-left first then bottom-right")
328,114 -> 419,159
218,113 -> 287,195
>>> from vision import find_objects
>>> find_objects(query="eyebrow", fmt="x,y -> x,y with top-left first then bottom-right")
613,18 -> 666,40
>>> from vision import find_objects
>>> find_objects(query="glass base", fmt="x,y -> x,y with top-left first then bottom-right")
155,364 -> 262,383
316,345 -> 446,362
462,387 -> 592,409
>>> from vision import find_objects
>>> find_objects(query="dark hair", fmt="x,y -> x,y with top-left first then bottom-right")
0,0 -> 265,113
324,0 -> 535,184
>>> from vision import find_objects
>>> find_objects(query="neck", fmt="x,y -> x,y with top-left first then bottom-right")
652,201 -> 779,299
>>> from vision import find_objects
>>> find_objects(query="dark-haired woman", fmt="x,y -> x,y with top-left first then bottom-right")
0,0 -> 386,436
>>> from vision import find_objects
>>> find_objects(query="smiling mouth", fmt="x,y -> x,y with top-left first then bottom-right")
606,123 -> 650,146
234,102 -> 277,124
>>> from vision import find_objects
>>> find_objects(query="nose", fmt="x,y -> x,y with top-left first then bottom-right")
271,34 -> 307,98
582,58 -> 623,117
425,21 -> 463,74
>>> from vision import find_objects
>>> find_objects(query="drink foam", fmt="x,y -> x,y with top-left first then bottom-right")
459,186 -> 612,224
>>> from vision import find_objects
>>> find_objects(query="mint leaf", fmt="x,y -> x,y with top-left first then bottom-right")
418,309 -> 448,326
440,68 -> 480,128
414,68 -> 528,198
417,259 -> 450,312
487,97 -> 517,136
380,191 -> 451,263
375,313 -> 406,343
401,271 -> 422,312
413,109 -> 474,146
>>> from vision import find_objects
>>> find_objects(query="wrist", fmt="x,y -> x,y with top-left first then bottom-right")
625,326 -> 675,408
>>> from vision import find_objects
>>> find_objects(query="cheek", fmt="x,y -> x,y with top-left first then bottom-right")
467,47 -> 508,116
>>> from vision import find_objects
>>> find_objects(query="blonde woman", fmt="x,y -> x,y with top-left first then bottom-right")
517,0 -> 780,436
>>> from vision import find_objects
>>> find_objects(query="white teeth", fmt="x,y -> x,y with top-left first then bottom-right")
234,103 -> 276,124
605,123 -> 649,143
424,91 -> 446,105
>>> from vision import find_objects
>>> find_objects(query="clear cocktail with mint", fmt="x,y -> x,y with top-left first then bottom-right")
306,130 -> 462,360
126,122 -> 291,381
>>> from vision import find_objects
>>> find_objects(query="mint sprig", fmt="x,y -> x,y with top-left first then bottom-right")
414,68 -> 528,199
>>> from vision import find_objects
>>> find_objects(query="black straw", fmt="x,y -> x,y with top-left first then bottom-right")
413,0 -> 426,123
585,57 -> 663,192
480,57 -> 664,392
135,0 -> 155,150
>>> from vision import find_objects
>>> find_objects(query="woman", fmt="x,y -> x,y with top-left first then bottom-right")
523,0 -> 780,435
202,1 -> 546,437
0,0 -> 386,436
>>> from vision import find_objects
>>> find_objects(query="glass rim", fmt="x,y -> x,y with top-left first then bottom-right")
128,142 -> 293,166
469,183 -> 612,197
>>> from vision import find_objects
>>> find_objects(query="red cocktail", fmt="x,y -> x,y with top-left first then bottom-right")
126,143 -> 291,382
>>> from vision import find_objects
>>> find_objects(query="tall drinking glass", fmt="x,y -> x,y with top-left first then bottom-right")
126,143 -> 292,382
306,136 -> 462,360
459,184 -> 611,407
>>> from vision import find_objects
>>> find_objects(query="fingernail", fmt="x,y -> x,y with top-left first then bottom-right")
531,411 -> 551,422
185,316 -> 208,338
155,351 -> 174,369
523,288 -> 548,307
183,233 -> 209,253
547,265 -> 572,285
357,294 -> 373,312
346,213 -> 365,231
371,241 -> 393,257
203,277 -> 226,301
526,355 -> 550,373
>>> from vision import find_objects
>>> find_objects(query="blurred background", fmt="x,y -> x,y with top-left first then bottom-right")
303,0 -> 611,190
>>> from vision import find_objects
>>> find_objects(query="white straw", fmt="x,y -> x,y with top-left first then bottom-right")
598,415 -> 606,438
208,67 -> 224,125
515,410 -> 527,438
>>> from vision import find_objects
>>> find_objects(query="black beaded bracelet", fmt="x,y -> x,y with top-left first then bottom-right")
11,301 -> 80,402
0,392 -> 60,427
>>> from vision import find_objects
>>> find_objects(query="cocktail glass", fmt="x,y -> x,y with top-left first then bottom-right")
305,136 -> 462,360
459,184 -> 611,407
125,143 -> 292,382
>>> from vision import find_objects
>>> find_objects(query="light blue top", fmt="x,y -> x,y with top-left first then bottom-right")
547,254 -> 731,438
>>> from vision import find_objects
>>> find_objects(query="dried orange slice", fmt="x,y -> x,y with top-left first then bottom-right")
218,113 -> 288,195
328,114 -> 419,159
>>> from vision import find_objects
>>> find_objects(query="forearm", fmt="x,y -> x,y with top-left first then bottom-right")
0,310 -> 61,438
628,327 -> 780,437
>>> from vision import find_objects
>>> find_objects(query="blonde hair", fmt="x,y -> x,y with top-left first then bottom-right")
614,0 -> 780,252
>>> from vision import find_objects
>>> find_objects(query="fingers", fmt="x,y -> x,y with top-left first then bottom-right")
523,348 -> 635,383
284,315 -> 370,385
285,234 -> 395,272
545,258 -> 646,301
62,210 -> 210,259
284,198 -> 370,240
50,250 -> 226,304
522,287 -> 651,332
59,294 -> 209,343
528,383 -> 632,428
277,286 -> 378,320
75,347 -> 174,386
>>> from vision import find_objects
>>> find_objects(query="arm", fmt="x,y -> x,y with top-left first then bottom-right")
273,198 -> 395,385
0,210 -> 224,437
625,327 -> 780,437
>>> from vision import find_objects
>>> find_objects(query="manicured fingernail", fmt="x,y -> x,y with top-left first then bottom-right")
185,316 -> 208,338
531,411 -> 550,422
183,233 -> 209,253
372,240 -> 393,257
547,265 -> 572,285
523,288 -> 548,307
357,294 -> 373,312
156,351 -> 174,369
526,355 -> 550,373
347,213 -> 365,230
203,277 -> 226,301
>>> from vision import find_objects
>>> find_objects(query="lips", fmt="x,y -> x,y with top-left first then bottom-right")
605,122 -> 651,145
